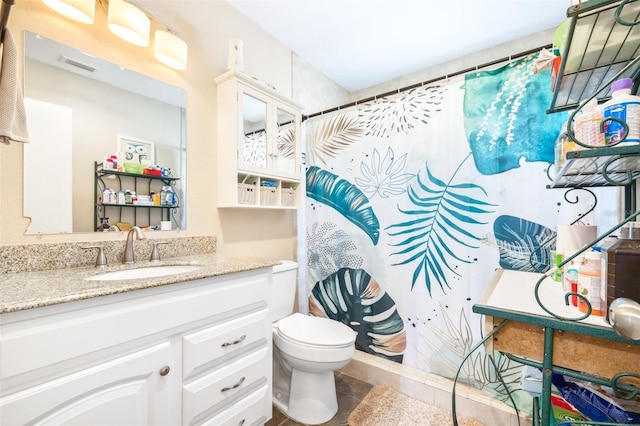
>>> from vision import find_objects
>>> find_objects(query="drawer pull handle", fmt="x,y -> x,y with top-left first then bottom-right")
221,334 -> 246,347
221,376 -> 245,392
159,366 -> 171,376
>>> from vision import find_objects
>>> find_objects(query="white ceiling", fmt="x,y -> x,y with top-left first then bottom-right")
226,0 -> 571,92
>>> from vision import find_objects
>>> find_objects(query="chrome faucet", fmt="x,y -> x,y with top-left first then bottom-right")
123,226 -> 146,264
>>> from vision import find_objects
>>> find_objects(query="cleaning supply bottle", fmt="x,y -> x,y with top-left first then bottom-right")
605,222 -> 640,321
602,78 -> 640,146
102,187 -> 112,204
574,99 -> 605,147
161,186 -> 169,206
554,121 -> 576,170
563,253 -> 584,307
577,251 -> 604,316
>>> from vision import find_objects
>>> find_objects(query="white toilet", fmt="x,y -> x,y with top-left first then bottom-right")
270,261 -> 357,425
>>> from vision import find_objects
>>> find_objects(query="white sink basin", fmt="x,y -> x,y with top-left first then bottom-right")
86,265 -> 202,281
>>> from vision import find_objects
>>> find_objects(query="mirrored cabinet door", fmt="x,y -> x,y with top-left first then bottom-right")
275,107 -> 298,176
241,93 -> 268,169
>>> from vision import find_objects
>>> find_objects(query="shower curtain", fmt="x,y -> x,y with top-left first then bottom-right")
301,53 -> 604,407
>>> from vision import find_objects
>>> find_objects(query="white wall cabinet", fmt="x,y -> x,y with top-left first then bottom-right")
216,70 -> 303,209
0,269 -> 272,426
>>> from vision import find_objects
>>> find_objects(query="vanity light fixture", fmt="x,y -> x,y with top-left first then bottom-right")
45,0 -> 188,71
154,30 -> 187,70
107,0 -> 149,47
42,0 -> 96,24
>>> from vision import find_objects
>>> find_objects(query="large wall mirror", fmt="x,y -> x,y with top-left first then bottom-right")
23,31 -> 187,235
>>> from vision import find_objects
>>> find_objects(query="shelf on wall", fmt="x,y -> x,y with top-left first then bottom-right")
548,0 -> 640,114
549,144 -> 640,188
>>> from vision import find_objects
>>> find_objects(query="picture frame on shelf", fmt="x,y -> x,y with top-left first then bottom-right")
117,135 -> 155,165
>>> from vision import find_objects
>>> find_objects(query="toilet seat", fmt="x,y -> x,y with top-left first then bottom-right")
276,313 -> 355,348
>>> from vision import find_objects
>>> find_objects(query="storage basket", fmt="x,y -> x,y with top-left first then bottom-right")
281,188 -> 297,207
237,183 -> 256,204
260,187 -> 277,206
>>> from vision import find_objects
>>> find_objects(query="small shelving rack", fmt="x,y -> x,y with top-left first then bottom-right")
470,1 -> 640,426
93,162 -> 181,232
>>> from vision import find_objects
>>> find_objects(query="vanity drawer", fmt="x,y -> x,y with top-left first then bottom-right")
201,382 -> 269,426
182,345 -> 269,425
183,307 -> 269,380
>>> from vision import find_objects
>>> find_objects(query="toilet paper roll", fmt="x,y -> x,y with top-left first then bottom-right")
160,221 -> 171,231
227,38 -> 244,72
556,225 -> 598,253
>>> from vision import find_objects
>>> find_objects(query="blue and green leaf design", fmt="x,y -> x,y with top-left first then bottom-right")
386,162 -> 496,294
306,166 -> 380,245
493,215 -> 554,273
309,267 -> 406,362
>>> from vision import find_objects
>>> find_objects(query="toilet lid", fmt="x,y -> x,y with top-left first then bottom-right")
277,313 -> 356,347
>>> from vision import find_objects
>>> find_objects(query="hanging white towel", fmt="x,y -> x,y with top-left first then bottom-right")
0,29 -> 29,144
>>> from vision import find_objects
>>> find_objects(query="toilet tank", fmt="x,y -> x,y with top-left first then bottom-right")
270,260 -> 298,322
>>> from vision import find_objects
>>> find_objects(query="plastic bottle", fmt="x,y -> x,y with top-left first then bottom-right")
605,222 -> 640,321
602,78 -> 640,146
563,253 -> 584,307
110,155 -> 118,171
165,186 -> 176,206
102,188 -> 112,204
554,121 -> 581,171
574,99 -> 605,147
161,186 -> 169,206
577,251 -> 604,316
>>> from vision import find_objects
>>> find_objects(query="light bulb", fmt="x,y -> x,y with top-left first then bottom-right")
154,30 -> 188,70
107,0 -> 150,47
42,0 -> 95,24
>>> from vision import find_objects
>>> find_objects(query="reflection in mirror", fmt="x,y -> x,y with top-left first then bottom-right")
242,93 -> 267,168
276,108 -> 296,174
23,31 -> 187,234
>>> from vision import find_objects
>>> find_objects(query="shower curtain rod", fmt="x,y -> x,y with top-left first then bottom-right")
302,43 -> 552,122
0,0 -> 14,45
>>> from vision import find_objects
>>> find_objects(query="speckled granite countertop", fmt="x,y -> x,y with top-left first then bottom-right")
0,254 -> 281,314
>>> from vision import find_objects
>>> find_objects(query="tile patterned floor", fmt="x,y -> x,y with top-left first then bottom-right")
265,372 -> 374,426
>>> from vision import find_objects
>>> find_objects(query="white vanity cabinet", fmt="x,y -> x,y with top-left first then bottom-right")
215,70 -> 303,209
0,268 -> 272,426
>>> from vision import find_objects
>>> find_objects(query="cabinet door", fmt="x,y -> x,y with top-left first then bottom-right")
0,343 -> 173,426
239,87 -> 270,173
274,103 -> 300,179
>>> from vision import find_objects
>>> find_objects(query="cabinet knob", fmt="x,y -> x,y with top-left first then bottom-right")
159,366 -> 171,376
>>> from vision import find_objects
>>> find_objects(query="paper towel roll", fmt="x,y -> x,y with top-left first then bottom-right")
556,224 -> 598,253
227,38 -> 244,72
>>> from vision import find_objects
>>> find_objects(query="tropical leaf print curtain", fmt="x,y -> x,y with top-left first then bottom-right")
304,53 -> 577,406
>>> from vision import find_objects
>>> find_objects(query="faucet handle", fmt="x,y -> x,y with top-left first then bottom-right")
82,245 -> 108,267
150,242 -> 170,262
